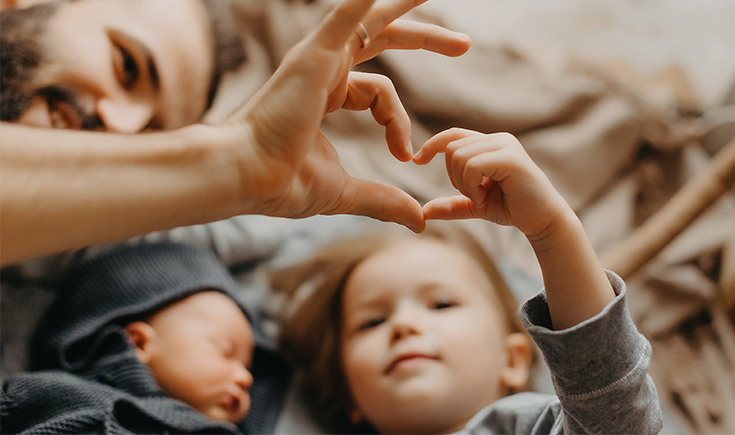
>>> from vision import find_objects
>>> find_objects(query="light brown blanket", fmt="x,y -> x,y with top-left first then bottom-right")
211,1 -> 735,433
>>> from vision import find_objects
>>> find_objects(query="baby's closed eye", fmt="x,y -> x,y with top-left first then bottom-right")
213,338 -> 236,357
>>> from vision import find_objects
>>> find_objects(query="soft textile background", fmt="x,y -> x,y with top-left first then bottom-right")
209,1 -> 735,432
3,1 -> 735,433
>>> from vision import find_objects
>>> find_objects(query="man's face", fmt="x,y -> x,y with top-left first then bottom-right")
133,291 -> 255,424
339,239 -> 515,434
0,0 -> 214,132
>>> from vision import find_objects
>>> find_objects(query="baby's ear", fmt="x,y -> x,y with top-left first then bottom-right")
499,332 -> 533,393
125,321 -> 156,364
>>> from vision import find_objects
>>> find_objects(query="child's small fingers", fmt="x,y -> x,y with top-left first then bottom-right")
413,127 -> 480,165
423,196 -> 478,221
444,136 -> 482,194
446,139 -> 500,201
459,146 -> 515,206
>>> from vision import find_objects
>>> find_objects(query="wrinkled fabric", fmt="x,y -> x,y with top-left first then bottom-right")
216,2 -> 733,432
3,1 -> 735,433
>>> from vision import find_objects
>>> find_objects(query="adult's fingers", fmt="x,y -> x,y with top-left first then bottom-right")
353,20 -> 470,65
361,0 -> 428,32
342,72 -> 412,162
329,176 -> 426,233
312,0 -> 376,51
423,195 -> 479,221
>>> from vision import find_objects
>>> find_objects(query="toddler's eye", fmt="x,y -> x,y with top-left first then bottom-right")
358,317 -> 385,331
433,301 -> 455,310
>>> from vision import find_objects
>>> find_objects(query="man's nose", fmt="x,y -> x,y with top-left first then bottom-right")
97,96 -> 154,133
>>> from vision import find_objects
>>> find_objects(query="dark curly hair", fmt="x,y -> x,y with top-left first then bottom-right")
0,0 -> 246,121
198,0 -> 247,110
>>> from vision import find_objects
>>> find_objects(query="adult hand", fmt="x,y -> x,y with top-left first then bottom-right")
0,0 -> 469,265
220,0 -> 470,233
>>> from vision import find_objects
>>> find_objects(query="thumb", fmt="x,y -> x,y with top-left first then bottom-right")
330,177 -> 426,233
423,195 -> 479,220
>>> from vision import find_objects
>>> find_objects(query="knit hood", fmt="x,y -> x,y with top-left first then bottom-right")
7,241 -> 290,434
30,241 -> 261,376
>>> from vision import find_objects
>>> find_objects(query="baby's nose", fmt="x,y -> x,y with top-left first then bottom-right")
235,366 -> 254,391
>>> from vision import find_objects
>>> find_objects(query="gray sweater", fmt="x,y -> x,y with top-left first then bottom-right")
459,271 -> 663,435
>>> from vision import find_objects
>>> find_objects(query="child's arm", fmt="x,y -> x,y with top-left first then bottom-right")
414,128 -> 614,330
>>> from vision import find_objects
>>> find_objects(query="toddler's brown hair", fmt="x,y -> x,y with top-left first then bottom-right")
271,222 -> 536,433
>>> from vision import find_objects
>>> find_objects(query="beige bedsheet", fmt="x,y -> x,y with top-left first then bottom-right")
206,1 -> 735,433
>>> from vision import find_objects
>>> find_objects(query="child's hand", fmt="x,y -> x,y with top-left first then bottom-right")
414,128 -> 571,240
416,128 -> 615,329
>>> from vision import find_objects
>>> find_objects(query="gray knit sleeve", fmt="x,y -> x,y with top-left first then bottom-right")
519,270 -> 663,435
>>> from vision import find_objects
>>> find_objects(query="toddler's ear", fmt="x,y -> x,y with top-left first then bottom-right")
499,332 -> 533,393
125,321 -> 156,364
349,407 -> 364,425
348,400 -> 368,427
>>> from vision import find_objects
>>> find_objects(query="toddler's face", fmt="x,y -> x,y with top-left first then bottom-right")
340,240 -> 514,434
127,291 -> 254,424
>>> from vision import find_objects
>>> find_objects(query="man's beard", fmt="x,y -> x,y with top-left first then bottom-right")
1,2 -> 102,130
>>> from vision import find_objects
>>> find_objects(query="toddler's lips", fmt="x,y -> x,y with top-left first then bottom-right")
385,353 -> 439,374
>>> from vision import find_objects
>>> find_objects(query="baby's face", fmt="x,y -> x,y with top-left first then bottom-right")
131,291 -> 254,424
340,240 -> 512,434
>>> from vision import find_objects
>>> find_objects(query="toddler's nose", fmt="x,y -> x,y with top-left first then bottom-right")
390,302 -> 422,342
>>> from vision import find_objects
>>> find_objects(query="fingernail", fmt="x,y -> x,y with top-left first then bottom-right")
413,148 -> 423,161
